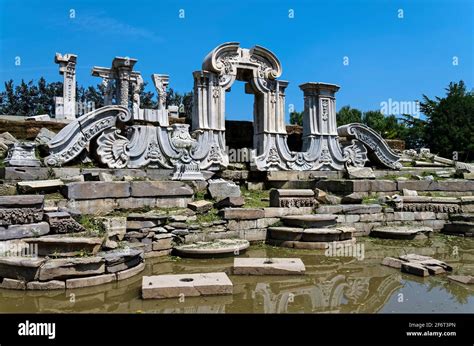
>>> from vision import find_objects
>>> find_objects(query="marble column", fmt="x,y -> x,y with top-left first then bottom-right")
54,53 -> 77,120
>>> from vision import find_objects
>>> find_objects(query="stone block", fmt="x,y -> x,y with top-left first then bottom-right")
207,179 -> 241,201
0,195 -> 44,209
262,207 -> 313,218
393,212 -> 415,221
227,220 -> 257,231
281,214 -> 337,228
27,280 -> 65,290
25,236 -> 103,257
369,180 -> 397,192
219,208 -> 264,220
233,258 -> 305,275
17,179 -> 64,194
65,198 -> 118,215
0,257 -> 45,281
116,262 -> 145,281
38,257 -> 105,281
414,212 -> 436,221
359,213 -> 385,222
187,200 -> 213,214
62,182 -> 130,200
215,196 -> 245,209
241,228 -> 267,242
315,205 -> 343,214
0,222 -> 49,240
66,273 -> 116,289
269,189 -> 315,208
0,277 -> 26,290
130,181 -> 193,198
401,262 -> 429,277
142,272 -> 233,299
0,167 -> 50,181
382,257 -> 405,269
342,204 -> 382,214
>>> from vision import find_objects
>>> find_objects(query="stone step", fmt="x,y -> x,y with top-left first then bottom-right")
24,235 -> 103,257
370,226 -> 433,240
267,227 -> 304,241
281,214 -> 337,228
301,227 -> 353,242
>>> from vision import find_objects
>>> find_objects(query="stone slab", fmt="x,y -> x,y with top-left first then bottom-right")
27,280 -> 65,290
142,272 -> 233,299
401,262 -> 429,277
17,179 -> 64,194
381,257 -> 405,269
62,182 -> 131,200
0,195 -> 44,208
116,261 -> 145,281
281,214 -> 337,228
233,258 -> 306,275
267,227 -> 303,241
448,275 -> 474,285
187,200 -> 213,213
219,208 -> 264,220
174,239 -> 249,258
24,236 -> 103,256
0,222 -> 50,240
130,181 -> 193,197
66,273 -> 116,289
38,257 -> 105,281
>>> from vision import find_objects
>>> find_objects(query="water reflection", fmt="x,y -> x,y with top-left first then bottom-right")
0,236 -> 472,313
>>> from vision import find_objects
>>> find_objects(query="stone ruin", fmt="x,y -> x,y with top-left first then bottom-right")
38,42 -> 402,178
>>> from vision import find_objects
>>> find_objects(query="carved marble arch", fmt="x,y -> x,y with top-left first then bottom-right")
202,41 -> 282,92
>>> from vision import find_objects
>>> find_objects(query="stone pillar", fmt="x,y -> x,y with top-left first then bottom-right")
112,57 -> 137,107
102,79 -> 114,105
54,53 -> 77,120
300,83 -> 340,149
131,75 -> 143,118
152,74 -> 169,111
299,82 -> 346,170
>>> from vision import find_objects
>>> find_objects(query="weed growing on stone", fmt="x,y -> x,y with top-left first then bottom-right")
240,187 -> 269,208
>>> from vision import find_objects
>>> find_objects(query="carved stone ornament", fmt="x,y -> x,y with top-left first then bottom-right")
338,123 -> 402,170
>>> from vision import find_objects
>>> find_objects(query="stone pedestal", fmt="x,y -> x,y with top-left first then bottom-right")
5,143 -> 40,167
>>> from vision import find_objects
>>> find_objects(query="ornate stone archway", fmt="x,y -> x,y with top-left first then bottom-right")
191,42 -> 379,171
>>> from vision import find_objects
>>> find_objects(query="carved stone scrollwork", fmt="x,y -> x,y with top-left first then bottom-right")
45,105 -> 131,167
338,123 -> 402,170
343,139 -> 368,168
96,128 -> 130,168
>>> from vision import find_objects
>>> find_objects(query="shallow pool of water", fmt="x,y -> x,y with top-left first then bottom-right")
0,235 -> 472,313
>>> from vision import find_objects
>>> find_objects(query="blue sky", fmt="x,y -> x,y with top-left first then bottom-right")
0,0 -> 473,121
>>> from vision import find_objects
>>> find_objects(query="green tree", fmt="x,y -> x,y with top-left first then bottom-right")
336,106 -> 362,126
421,80 -> 474,160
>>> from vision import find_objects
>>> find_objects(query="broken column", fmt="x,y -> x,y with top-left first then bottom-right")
54,53 -> 77,120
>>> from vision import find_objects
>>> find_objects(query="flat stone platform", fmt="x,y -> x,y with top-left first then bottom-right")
233,258 -> 305,275
142,272 -> 233,299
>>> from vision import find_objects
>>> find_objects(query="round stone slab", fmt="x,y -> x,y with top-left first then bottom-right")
281,214 -> 337,228
370,226 -> 433,240
267,237 -> 356,250
173,239 -> 250,258
301,227 -> 353,242
267,227 -> 303,241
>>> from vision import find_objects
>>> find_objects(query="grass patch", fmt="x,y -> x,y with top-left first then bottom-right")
362,194 -> 379,204
194,208 -> 221,224
78,215 -> 107,237
44,192 -> 64,200
240,187 -> 269,208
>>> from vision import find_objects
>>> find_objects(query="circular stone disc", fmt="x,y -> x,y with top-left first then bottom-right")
174,239 -> 250,258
